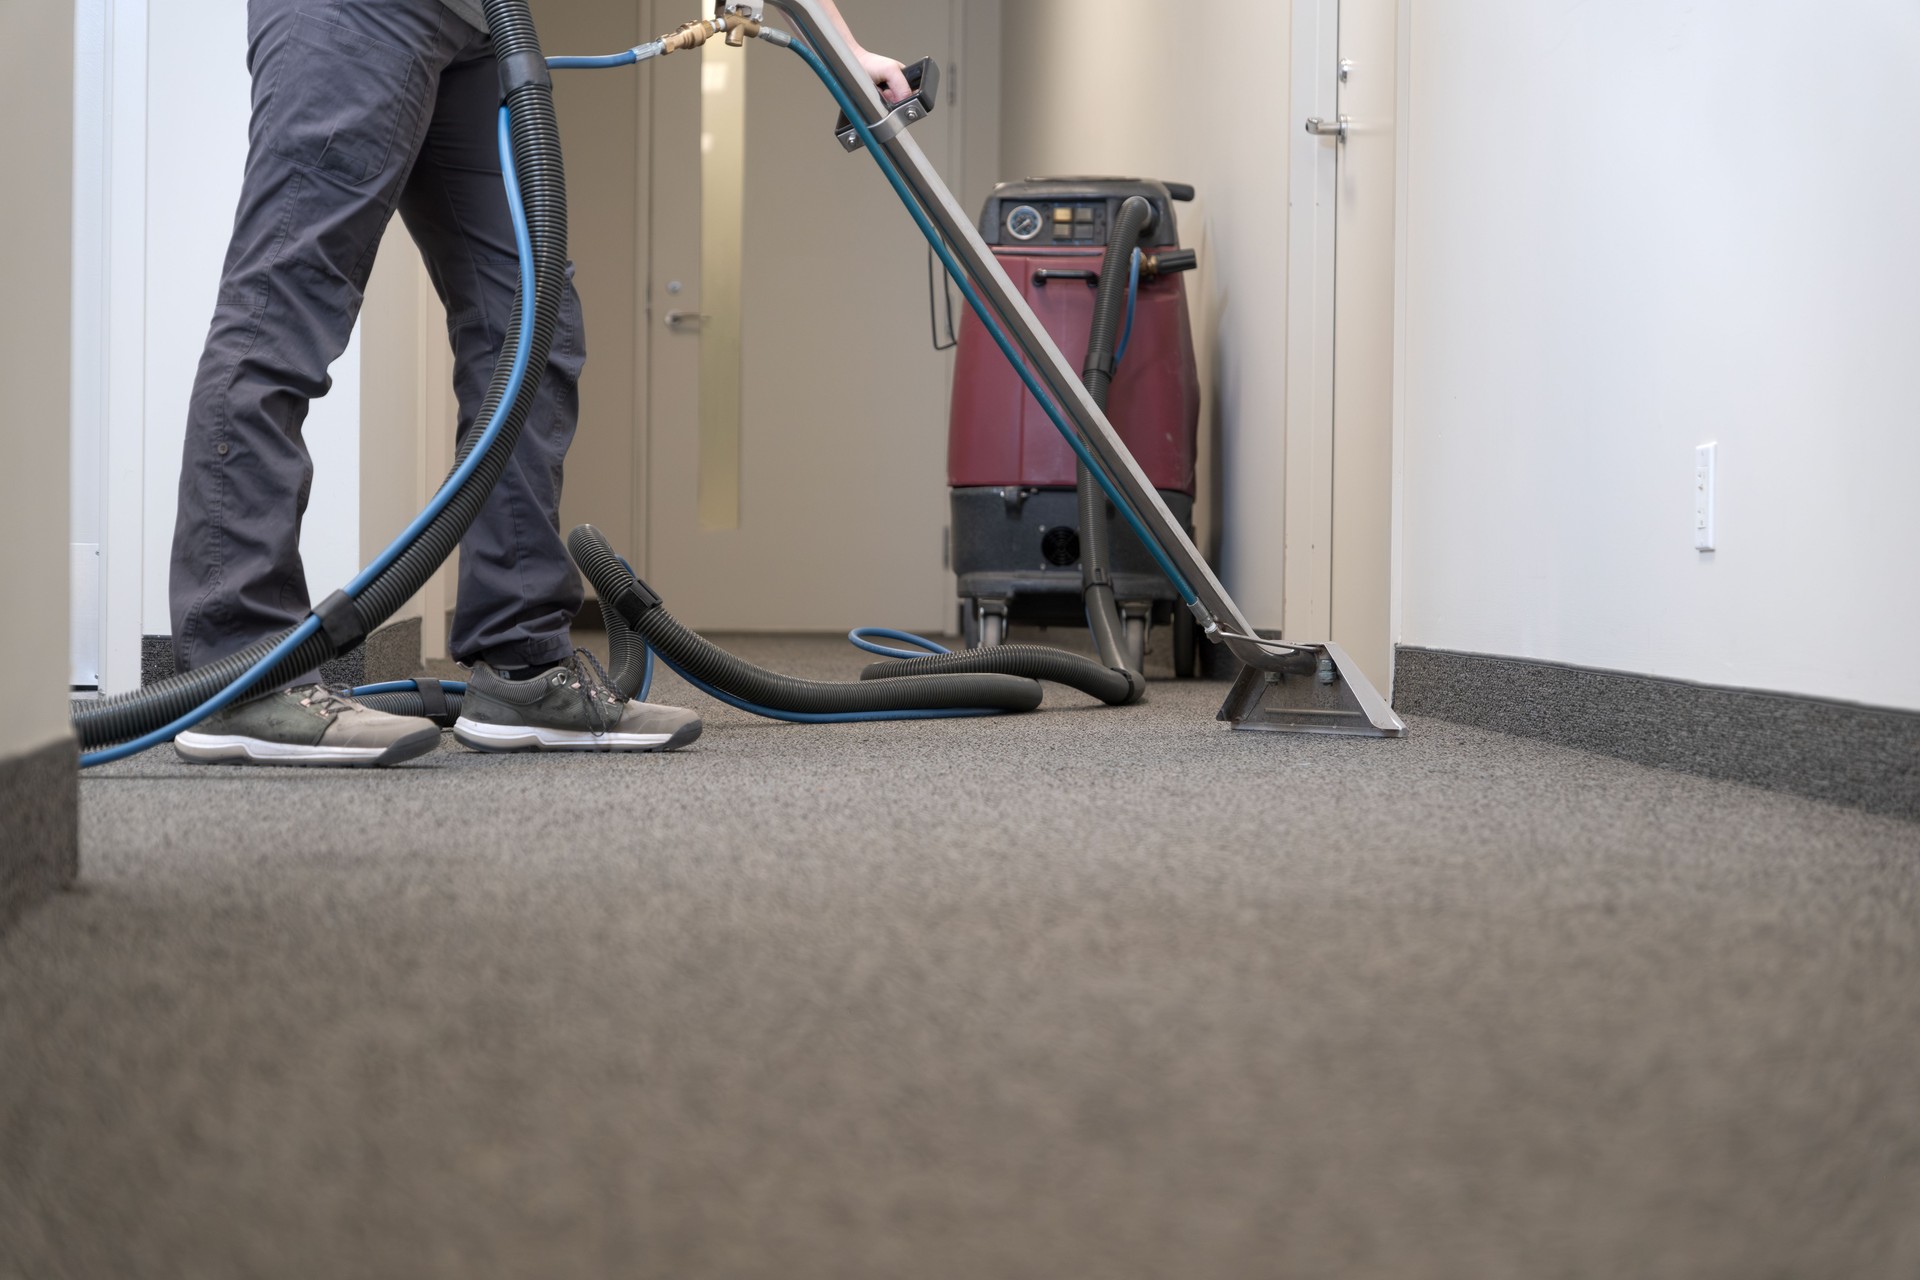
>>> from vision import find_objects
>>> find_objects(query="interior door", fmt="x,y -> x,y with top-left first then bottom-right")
645,0 -> 960,632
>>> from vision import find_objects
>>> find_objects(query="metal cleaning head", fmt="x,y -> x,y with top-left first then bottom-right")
1214,639 -> 1406,737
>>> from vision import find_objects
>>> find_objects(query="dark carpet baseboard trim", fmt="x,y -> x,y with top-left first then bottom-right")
142,617 -> 424,689
1394,647 -> 1919,822
0,736 -> 79,933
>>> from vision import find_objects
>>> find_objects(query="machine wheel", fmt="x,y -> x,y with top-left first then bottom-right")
1123,614 -> 1148,674
960,599 -> 980,650
1172,607 -> 1198,678
979,611 -> 1007,648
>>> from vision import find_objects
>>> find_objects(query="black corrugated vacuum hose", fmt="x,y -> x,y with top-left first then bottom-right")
73,0 -> 567,751
1076,194 -> 1158,688
567,525 -> 1059,715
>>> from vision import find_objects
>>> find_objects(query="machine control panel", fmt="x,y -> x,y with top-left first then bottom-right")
980,179 -> 1190,249
1002,200 -> 1109,245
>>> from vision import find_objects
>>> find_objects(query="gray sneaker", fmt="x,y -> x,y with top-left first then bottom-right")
454,651 -> 702,753
174,685 -> 442,767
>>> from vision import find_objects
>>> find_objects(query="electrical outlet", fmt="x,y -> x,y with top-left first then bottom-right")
1694,443 -> 1716,551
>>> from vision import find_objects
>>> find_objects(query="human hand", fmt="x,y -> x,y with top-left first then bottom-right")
855,47 -> 911,104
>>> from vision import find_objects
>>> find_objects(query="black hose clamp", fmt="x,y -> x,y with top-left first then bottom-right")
312,590 -> 367,654
626,576 -> 664,610
410,678 -> 454,725
497,49 -> 552,101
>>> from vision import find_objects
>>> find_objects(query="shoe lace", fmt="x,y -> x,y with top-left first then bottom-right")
561,649 -> 627,738
299,683 -> 365,718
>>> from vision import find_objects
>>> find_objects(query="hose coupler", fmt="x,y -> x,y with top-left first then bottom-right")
1144,249 -> 1199,278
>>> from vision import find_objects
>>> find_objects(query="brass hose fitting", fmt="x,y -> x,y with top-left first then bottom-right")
656,9 -> 763,56
659,18 -> 721,55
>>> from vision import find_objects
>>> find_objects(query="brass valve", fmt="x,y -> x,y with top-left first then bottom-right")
657,9 -> 762,55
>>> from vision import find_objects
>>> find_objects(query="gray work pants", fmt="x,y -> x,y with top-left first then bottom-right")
170,0 -> 585,673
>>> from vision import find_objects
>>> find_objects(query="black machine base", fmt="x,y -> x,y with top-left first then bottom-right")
951,485 -> 1199,676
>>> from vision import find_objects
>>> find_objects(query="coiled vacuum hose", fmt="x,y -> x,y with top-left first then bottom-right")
567,526 -> 1053,716
73,0 -> 567,758
1077,195 -> 1157,685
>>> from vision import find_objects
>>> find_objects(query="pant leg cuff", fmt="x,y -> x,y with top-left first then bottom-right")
469,633 -> 575,672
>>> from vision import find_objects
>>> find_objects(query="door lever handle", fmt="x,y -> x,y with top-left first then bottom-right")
1304,115 -> 1349,142
664,310 -> 711,332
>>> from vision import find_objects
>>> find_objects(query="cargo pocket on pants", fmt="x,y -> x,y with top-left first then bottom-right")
264,11 -> 419,186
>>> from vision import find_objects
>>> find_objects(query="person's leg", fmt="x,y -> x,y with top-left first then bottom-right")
396,43 -> 587,672
169,0 -> 466,671
399,29 -> 699,754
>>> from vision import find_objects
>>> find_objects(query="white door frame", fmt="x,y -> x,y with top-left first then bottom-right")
1283,0 -> 1400,697
71,0 -> 151,696
1283,0 -> 1340,649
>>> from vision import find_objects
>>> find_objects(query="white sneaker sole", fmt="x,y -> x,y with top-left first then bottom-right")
452,717 -> 695,753
174,726 -> 441,767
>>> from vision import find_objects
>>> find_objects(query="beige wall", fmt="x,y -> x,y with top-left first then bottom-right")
360,226 -> 459,657
1,0 -> 75,754
1000,0 -> 1292,627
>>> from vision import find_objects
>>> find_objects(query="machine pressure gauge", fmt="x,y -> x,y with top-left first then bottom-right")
1006,204 -> 1043,242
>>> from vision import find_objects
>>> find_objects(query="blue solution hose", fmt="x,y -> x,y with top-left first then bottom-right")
351,680 -> 467,698
1114,248 -> 1142,367
547,52 -> 638,69
82,107 -> 537,768
847,628 -> 952,661
785,39 -> 1199,608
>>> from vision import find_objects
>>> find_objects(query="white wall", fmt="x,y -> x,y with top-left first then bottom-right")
2,0 -> 75,754
141,0 -> 362,630
1399,0 -> 1920,711
1000,0 -> 1291,627
74,0 -> 362,690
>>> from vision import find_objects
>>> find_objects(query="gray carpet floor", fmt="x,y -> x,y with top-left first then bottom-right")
4,634 -> 1918,1279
